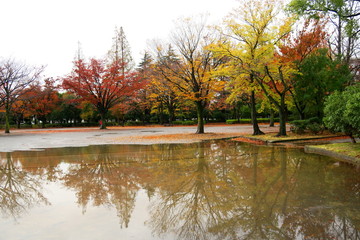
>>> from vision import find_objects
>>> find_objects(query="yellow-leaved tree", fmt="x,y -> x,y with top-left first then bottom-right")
152,17 -> 225,134
211,0 -> 294,136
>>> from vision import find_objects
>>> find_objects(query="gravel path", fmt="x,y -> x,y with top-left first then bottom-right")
0,124 -> 279,152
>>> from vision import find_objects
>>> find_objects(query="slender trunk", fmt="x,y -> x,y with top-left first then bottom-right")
4,104 -> 10,134
337,15 -> 342,58
159,103 -> 164,125
169,109 -> 174,124
17,118 -> 21,129
349,133 -> 357,143
195,101 -> 205,134
299,111 -> 305,120
250,91 -> 264,135
121,115 -> 125,127
40,117 -> 46,128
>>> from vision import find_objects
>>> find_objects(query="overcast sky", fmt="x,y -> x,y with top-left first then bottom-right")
1,0 -> 239,78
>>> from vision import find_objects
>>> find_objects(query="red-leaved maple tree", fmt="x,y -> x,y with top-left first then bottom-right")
62,58 -> 142,129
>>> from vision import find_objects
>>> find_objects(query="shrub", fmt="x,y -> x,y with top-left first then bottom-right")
323,84 -> 360,142
290,120 -> 308,134
290,117 -> 324,134
307,122 -> 324,134
124,121 -> 144,126
226,119 -> 240,124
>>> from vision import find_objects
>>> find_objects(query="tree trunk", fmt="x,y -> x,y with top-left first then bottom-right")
41,118 -> 46,128
250,91 -> 264,135
349,133 -> 357,143
278,109 -> 287,136
100,112 -> 107,129
121,115 -> 125,127
269,108 -> 275,127
4,104 -> 11,134
168,104 -> 175,124
277,97 -> 287,136
195,101 -> 205,134
159,102 -> 164,125
16,118 -> 21,129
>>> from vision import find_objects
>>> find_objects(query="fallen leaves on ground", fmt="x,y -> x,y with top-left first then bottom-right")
112,133 -> 241,143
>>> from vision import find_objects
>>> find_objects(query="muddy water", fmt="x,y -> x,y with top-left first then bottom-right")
0,140 -> 359,240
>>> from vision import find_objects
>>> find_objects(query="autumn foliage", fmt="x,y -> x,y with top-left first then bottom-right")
278,18 -> 329,63
62,59 -> 143,129
1,1 -> 356,136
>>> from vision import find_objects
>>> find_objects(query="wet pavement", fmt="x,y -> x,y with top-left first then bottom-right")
0,124 -> 278,152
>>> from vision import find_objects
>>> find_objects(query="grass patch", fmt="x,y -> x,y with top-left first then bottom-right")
311,143 -> 360,159
242,132 -> 339,142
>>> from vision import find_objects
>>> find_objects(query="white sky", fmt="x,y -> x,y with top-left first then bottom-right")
1,0 -> 239,78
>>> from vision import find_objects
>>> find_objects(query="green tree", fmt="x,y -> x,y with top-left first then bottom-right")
293,48 -> 351,119
287,0 -> 360,63
323,84 -> 360,143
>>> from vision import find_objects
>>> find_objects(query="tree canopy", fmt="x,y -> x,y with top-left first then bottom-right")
62,58 -> 142,129
324,84 -> 360,143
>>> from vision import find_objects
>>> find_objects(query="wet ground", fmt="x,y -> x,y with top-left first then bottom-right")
0,124 -> 279,152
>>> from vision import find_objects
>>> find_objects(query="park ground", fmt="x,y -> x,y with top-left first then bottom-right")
0,123 -> 358,164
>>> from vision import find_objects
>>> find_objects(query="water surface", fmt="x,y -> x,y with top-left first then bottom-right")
1,140 -> 359,240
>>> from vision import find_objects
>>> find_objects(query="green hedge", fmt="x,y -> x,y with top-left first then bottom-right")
124,121 -> 145,126
172,120 -> 197,125
226,118 -> 279,124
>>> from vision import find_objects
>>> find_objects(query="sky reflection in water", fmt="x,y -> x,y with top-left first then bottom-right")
0,140 -> 359,240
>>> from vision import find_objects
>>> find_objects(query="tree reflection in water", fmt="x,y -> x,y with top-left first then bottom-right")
0,141 -> 359,239
145,141 -> 360,240
0,152 -> 50,220
61,145 -> 145,228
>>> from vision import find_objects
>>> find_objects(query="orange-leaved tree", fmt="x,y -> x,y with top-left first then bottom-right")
279,18 -> 329,64
62,58 -> 142,129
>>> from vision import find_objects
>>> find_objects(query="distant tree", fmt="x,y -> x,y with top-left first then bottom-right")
134,52 -> 153,123
62,58 -> 142,129
323,84 -> 360,143
11,90 -> 34,128
50,92 -> 81,124
79,101 -> 96,123
28,78 -> 60,128
108,26 -> 134,76
110,102 -> 130,126
151,45 -> 182,124
0,59 -> 43,133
